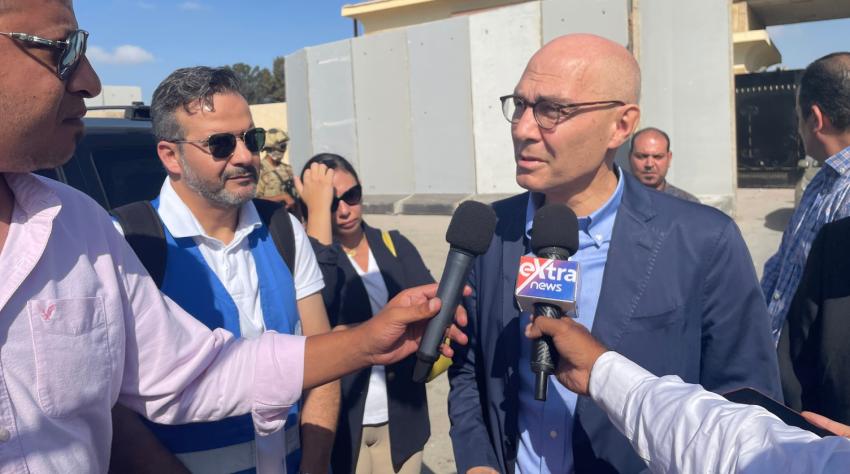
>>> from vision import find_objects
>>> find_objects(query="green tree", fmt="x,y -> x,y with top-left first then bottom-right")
224,56 -> 286,104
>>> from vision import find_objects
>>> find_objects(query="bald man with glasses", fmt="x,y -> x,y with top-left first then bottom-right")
448,34 -> 780,474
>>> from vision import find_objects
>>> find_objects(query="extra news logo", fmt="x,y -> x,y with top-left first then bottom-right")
514,256 -> 579,315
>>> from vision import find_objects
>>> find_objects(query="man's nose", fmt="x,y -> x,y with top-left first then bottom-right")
229,138 -> 256,165
512,104 -> 542,143
67,56 -> 102,98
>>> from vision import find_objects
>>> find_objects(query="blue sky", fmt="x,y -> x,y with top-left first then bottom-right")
75,1 -> 353,102
74,1 -> 850,103
768,17 -> 850,70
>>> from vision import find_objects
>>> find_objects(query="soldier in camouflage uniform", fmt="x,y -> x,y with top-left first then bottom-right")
256,128 -> 298,211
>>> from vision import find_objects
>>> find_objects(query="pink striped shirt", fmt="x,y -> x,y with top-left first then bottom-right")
0,172 -> 305,473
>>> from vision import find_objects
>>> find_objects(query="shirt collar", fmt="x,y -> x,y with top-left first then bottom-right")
3,173 -> 62,220
823,144 -> 850,176
157,178 -> 262,245
524,166 -> 625,243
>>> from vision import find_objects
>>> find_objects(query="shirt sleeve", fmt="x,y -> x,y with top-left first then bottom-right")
589,352 -> 850,474
113,227 -> 305,436
290,214 -> 325,300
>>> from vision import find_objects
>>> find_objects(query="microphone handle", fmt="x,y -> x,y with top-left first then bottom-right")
412,248 -> 474,383
530,247 -> 570,401
531,302 -> 562,401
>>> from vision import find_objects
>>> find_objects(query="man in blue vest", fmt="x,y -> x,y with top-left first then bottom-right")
110,66 -> 339,474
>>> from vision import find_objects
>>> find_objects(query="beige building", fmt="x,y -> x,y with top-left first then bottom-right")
342,0 -> 850,75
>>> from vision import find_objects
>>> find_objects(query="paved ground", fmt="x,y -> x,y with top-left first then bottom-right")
364,187 -> 795,473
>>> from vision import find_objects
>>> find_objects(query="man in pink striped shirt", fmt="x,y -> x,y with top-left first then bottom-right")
0,1 -> 465,472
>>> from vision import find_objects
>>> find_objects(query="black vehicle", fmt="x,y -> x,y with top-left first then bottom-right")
35,104 -> 164,211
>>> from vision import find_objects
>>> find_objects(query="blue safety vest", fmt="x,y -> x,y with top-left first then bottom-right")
144,198 -> 302,473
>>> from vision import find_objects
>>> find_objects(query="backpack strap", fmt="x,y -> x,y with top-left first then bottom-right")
253,199 -> 296,276
111,201 -> 167,288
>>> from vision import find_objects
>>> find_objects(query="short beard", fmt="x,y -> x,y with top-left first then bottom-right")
178,152 -> 257,207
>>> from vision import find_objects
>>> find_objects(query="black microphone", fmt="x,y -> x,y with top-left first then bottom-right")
521,204 -> 579,401
412,201 -> 497,383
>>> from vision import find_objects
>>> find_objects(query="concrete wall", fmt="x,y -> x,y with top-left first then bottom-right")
306,40 -> 359,171
468,2 -> 539,197
85,85 -> 143,107
287,0 -> 737,214
405,17 -> 477,212
638,0 -> 735,212
352,29 -> 415,204
284,49 -> 312,173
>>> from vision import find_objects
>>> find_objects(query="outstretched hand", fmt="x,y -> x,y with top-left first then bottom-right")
362,283 -> 469,366
525,316 -> 607,396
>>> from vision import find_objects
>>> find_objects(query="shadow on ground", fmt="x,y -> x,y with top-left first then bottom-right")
764,208 -> 794,231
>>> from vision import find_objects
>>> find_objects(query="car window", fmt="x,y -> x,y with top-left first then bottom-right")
90,145 -> 165,210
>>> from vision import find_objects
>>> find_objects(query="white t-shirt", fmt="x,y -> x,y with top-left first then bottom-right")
348,248 -> 390,425
114,179 -> 325,339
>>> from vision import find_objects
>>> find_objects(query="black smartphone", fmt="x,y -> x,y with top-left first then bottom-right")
723,387 -> 833,438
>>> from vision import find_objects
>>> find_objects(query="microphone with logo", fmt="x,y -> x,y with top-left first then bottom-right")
412,201 -> 497,383
515,203 -> 580,401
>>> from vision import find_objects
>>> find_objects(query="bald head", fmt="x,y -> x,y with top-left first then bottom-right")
526,34 -> 641,104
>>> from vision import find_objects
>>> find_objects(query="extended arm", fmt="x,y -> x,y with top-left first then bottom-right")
297,292 -> 340,473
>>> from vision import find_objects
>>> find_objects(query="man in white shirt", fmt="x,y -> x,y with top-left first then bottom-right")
526,314 -> 850,473
110,66 -> 339,474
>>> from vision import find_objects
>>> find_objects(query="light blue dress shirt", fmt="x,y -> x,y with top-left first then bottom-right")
515,171 -> 624,474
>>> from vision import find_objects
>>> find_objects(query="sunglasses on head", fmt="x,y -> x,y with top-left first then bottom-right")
167,127 -> 266,159
332,184 -> 363,212
0,29 -> 88,81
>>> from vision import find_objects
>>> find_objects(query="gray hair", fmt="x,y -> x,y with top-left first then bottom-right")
150,66 -> 242,140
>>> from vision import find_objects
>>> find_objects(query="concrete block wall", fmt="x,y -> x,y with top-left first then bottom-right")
286,0 -> 736,214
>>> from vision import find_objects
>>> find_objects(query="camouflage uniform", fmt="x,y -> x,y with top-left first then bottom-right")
256,129 -> 297,201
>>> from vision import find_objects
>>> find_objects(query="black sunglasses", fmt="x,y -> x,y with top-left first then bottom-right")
167,127 -> 266,159
0,29 -> 88,81
332,184 -> 362,212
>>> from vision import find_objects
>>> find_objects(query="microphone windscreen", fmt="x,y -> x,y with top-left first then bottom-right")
530,204 -> 579,256
445,201 -> 497,255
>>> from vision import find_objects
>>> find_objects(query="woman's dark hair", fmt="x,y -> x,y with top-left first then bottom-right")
300,153 -> 360,184
298,153 -> 360,220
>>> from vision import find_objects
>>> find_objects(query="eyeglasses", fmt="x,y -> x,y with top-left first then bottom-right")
167,127 -> 266,159
499,95 -> 625,130
0,30 -> 88,81
332,184 -> 362,212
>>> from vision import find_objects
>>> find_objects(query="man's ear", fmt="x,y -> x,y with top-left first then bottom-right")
157,141 -> 182,175
609,105 -> 641,149
809,104 -> 832,133
810,104 -> 826,134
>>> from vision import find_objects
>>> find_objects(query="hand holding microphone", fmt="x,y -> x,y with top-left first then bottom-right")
412,201 -> 497,383
525,313 -> 608,396
515,204 -> 579,400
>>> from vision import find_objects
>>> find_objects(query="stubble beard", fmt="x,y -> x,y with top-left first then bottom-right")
178,152 -> 258,207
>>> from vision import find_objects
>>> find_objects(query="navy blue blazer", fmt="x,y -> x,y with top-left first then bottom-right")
448,173 -> 781,473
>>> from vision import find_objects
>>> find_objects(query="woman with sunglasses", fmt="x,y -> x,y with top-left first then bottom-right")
296,153 -> 433,474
